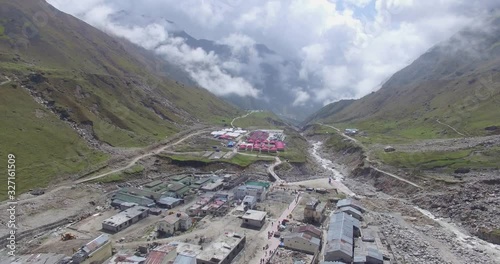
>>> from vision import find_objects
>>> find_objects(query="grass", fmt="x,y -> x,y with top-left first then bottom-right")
0,86 -> 109,200
160,153 -> 274,168
375,147 -> 500,171
232,111 -> 285,129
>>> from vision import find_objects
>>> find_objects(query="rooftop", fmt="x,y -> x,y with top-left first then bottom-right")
168,242 -> 203,257
283,232 -> 321,246
3,253 -> 66,264
158,196 -> 183,205
336,199 -> 365,212
83,234 -> 109,254
293,225 -> 322,238
163,212 -> 190,224
103,206 -> 149,227
112,192 -> 155,207
245,181 -> 271,189
242,210 -> 267,221
196,233 -> 245,263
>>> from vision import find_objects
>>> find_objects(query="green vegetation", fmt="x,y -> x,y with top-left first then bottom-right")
94,173 -> 124,183
0,86 -> 109,200
162,153 -> 274,168
375,147 -> 500,171
0,24 -> 4,35
232,111 -> 286,129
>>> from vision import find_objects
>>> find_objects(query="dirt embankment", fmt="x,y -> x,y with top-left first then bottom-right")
303,129 -> 500,246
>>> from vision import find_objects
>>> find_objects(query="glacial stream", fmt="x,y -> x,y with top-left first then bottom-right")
310,140 -> 500,259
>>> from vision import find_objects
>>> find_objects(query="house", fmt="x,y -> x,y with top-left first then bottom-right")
242,210 -> 266,229
106,252 -> 146,264
196,233 -> 245,264
145,244 -> 178,264
324,212 -> 361,263
200,180 -> 224,192
291,225 -> 322,239
187,194 -> 215,216
304,198 -> 327,224
166,182 -> 191,198
242,195 -> 257,210
338,206 -> 363,221
282,233 -> 321,255
102,206 -> 149,233
71,234 -> 112,264
234,185 -> 266,201
336,199 -> 366,213
157,196 -> 183,209
157,212 -> 192,236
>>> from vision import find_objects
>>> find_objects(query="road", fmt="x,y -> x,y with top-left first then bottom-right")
317,123 -> 422,189
267,156 -> 283,183
231,110 -> 257,128
76,129 -> 210,183
0,76 -> 11,86
436,119 -> 467,137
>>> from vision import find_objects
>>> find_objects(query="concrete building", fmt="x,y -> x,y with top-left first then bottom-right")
234,185 -> 266,201
196,233 -> 246,264
242,210 -> 267,228
291,225 -> 322,239
242,195 -> 257,210
102,206 -> 149,233
338,206 -> 364,221
158,212 -> 192,236
145,244 -> 178,264
71,234 -> 112,264
336,199 -> 366,213
200,180 -> 224,192
188,193 -> 215,216
282,233 -> 321,255
304,198 -> 327,224
324,212 -> 361,263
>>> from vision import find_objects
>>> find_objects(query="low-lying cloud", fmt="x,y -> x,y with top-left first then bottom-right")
48,0 -> 500,107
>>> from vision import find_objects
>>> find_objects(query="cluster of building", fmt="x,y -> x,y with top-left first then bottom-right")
135,232 -> 246,264
237,130 -> 286,152
187,193 -> 231,217
210,128 -> 247,139
322,199 -> 386,264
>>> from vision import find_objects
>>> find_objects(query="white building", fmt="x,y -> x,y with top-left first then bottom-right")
242,210 -> 266,228
234,185 -> 266,201
157,212 -> 192,236
196,233 -> 245,264
282,233 -> 321,255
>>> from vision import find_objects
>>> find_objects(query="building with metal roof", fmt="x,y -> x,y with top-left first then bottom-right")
282,232 -> 321,255
338,206 -> 364,221
102,206 -> 149,233
325,212 -> 361,263
242,195 -> 257,210
234,185 -> 266,201
336,199 -> 366,213
145,180 -> 163,189
158,196 -> 183,209
71,234 -> 112,264
245,181 -> 271,189
111,192 -> 156,208
173,254 -> 197,264
196,233 -> 245,264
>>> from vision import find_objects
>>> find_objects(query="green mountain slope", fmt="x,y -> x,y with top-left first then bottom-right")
0,0 -> 241,198
307,16 -> 500,142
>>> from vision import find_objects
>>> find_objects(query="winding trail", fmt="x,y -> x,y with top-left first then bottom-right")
231,110 -> 257,128
0,76 -> 11,86
317,123 -> 422,189
267,156 -> 283,183
436,119 -> 467,137
76,129 -> 210,183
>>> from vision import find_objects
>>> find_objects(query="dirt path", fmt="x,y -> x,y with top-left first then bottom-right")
436,119 -> 468,137
267,157 -> 283,183
76,129 -> 210,183
0,76 -> 11,86
231,110 -> 257,128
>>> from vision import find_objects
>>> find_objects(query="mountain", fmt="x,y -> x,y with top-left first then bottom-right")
0,0 -> 241,197
306,15 -> 500,139
107,12 -> 321,122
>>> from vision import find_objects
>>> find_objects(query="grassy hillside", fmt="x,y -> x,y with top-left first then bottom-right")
0,0 -> 241,199
307,16 -> 500,143
232,111 -> 289,129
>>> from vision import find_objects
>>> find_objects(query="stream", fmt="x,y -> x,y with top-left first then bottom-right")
310,140 -> 500,260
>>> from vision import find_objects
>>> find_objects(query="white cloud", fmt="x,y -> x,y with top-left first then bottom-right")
48,0 -> 500,108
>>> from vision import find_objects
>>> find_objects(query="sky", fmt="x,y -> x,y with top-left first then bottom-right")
47,0 -> 500,107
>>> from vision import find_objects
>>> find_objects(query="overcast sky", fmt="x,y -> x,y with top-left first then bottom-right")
48,0 -> 499,106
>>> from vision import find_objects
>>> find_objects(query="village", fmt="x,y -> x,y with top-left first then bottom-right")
3,127 -> 392,264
